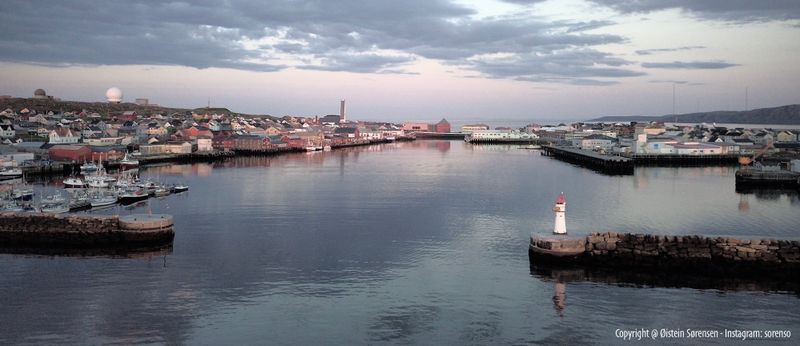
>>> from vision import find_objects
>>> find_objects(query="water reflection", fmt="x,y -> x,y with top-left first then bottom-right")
530,262 -> 800,304
0,244 -> 172,259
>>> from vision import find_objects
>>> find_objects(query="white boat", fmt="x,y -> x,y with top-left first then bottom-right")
90,195 -> 118,208
153,187 -> 171,197
0,167 -> 23,178
323,145 -> 332,151
41,203 -> 70,213
12,188 -> 34,201
119,153 -> 140,170
63,177 -> 86,188
80,162 -> 98,173
86,177 -> 109,189
172,184 -> 189,193
41,194 -> 70,213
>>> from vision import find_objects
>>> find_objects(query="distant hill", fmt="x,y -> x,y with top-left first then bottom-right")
0,97 -> 275,120
589,104 -> 800,125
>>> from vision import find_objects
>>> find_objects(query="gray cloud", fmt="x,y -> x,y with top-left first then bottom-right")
642,61 -> 739,69
458,49 -> 644,85
649,80 -> 689,84
0,0 -> 643,85
636,46 -> 706,55
298,52 -> 416,73
586,0 -> 800,23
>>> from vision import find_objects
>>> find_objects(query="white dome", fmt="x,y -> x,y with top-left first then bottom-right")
106,87 -> 123,103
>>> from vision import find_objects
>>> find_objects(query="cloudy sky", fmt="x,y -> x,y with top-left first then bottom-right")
0,0 -> 798,121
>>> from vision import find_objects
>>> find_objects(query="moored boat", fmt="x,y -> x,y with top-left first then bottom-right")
80,162 -> 98,173
63,177 -> 86,188
0,167 -> 23,179
118,188 -> 149,205
90,194 -> 118,208
119,152 -> 140,170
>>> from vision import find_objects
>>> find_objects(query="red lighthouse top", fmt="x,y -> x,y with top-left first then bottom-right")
555,193 -> 565,204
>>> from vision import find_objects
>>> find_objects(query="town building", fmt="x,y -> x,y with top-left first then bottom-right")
461,124 -> 490,133
48,145 -> 92,162
402,123 -> 431,132
434,119 -> 451,133
48,128 -> 80,144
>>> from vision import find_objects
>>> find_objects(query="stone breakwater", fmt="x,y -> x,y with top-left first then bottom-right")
0,212 -> 174,248
530,232 -> 800,279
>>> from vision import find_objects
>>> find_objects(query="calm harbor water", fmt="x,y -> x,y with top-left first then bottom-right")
2,140 -> 799,345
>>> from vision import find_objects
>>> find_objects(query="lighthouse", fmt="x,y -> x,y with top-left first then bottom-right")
553,193 -> 567,235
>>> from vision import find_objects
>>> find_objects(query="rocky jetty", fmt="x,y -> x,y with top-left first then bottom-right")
0,212 -> 174,248
531,232 -> 800,279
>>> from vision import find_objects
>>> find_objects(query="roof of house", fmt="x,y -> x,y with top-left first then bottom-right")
583,134 -> 615,140
49,144 -> 89,151
334,127 -> 357,134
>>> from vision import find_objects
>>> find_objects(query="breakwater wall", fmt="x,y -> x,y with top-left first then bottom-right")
530,232 -> 800,279
0,212 -> 174,248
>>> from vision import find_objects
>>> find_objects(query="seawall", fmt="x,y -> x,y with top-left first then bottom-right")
530,232 -> 800,280
0,212 -> 175,248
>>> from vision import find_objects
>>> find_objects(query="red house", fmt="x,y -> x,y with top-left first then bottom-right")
48,145 -> 92,162
435,118 -> 451,133
179,126 -> 214,140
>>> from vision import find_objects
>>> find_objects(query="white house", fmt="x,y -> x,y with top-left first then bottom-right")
358,128 -> 383,140
197,138 -> 213,151
48,128 -> 80,144
579,134 -> 615,151
0,124 -> 15,139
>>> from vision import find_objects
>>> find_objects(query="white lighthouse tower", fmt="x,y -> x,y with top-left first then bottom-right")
553,193 -> 567,235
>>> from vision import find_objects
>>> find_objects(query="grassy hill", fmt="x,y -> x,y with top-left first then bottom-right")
589,104 -> 800,125
0,97 -> 274,119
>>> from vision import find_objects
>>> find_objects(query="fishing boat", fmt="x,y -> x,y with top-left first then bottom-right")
153,186 -> 171,197
172,184 -> 189,193
67,189 -> 92,211
85,176 -> 109,189
119,152 -> 140,170
40,194 -> 70,213
0,167 -> 23,179
90,194 -> 118,208
137,181 -> 158,195
63,177 -> 86,188
80,161 -> 98,173
12,187 -> 34,201
118,188 -> 149,205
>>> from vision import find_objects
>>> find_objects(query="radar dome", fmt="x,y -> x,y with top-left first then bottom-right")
106,87 -> 123,103
34,89 -> 47,98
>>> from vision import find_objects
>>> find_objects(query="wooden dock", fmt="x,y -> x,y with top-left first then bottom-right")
541,146 -> 634,174
631,153 -> 740,165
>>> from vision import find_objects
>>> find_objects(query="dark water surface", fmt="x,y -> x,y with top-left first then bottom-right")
2,141 -> 799,345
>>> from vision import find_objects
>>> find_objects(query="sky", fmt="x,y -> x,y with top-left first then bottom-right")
0,0 -> 799,122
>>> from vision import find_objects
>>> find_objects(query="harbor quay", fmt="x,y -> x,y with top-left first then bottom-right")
541,145 -> 634,174
530,232 -> 800,280
0,212 -> 174,248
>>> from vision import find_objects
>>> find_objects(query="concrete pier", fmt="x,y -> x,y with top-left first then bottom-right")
0,212 -> 175,248
530,232 -> 800,280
